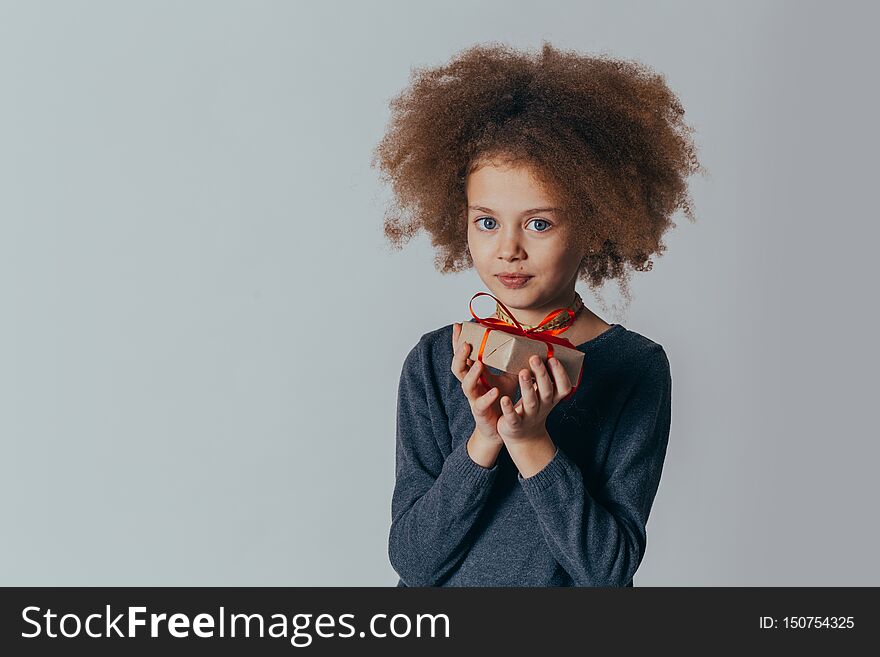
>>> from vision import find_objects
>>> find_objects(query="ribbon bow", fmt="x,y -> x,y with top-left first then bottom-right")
467,292 -> 582,401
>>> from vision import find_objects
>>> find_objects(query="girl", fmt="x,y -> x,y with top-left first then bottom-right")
373,42 -> 703,586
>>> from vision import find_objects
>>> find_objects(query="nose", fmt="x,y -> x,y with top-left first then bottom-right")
497,226 -> 526,261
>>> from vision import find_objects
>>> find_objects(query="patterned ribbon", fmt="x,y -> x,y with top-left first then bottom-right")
467,292 -> 583,401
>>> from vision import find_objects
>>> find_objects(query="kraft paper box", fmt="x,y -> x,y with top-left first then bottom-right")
456,320 -> 585,389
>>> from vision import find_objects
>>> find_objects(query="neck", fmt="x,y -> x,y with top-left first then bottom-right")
495,289 -> 579,328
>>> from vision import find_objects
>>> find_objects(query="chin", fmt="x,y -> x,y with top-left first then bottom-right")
493,289 -> 533,307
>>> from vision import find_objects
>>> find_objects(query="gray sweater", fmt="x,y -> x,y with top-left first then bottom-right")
389,319 -> 671,587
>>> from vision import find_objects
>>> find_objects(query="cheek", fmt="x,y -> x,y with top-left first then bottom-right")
466,233 -> 485,258
540,245 -> 580,276
536,240 -> 568,261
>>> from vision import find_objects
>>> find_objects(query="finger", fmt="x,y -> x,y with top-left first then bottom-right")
451,336 -> 471,381
458,334 -> 475,365
453,324 -> 474,366
463,338 -> 474,368
529,355 -> 555,404
462,358 -> 485,400
548,356 -> 573,400
462,341 -> 475,369
474,385 -> 499,413
518,368 -> 540,417
500,395 -> 521,426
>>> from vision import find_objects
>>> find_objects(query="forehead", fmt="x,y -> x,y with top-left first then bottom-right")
466,162 -> 556,207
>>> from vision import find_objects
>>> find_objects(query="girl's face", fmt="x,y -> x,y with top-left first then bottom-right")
466,160 -> 584,326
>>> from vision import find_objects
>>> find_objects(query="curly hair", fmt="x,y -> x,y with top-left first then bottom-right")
371,41 -> 706,304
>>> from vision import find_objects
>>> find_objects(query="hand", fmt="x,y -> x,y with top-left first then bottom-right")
496,354 -> 573,444
451,322 -> 520,443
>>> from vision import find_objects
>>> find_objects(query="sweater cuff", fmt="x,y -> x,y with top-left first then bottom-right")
442,437 -> 499,488
517,446 -> 568,494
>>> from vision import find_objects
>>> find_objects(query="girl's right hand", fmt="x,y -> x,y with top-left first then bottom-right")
451,322 -> 520,444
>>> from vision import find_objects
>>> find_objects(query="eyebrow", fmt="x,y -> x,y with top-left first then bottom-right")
468,205 -> 561,215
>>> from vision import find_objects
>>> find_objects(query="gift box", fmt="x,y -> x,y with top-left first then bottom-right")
456,292 -> 585,397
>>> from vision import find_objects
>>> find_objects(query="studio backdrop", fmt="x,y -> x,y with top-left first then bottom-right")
1,0 -> 877,586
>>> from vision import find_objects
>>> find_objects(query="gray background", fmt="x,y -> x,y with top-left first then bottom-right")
2,0 -> 877,585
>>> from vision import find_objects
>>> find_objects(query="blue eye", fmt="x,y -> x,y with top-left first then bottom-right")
529,218 -> 551,232
474,216 -> 552,232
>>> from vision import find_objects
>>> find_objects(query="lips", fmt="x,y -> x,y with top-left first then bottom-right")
496,274 -> 532,288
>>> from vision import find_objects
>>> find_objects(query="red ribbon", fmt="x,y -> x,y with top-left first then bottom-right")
467,292 -> 583,401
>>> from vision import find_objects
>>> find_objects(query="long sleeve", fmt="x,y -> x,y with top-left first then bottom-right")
516,346 -> 672,586
388,339 -> 500,586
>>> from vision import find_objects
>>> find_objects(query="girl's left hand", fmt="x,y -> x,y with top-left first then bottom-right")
497,355 -> 574,443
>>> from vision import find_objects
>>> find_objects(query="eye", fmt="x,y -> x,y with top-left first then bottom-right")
475,216 -> 497,230
528,218 -> 552,232
473,216 -> 553,232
